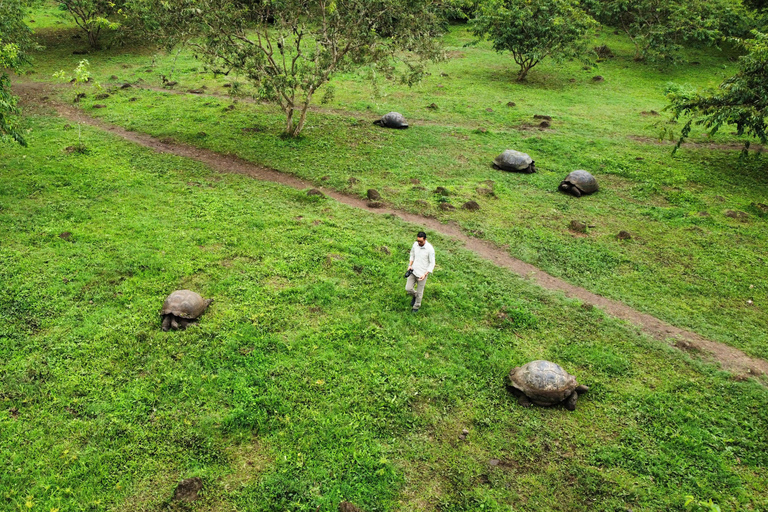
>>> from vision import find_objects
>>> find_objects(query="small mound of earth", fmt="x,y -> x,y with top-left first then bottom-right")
751,202 -> 768,214
533,115 -> 552,121
339,502 -> 363,512
507,102 -> 516,107
307,189 -> 325,197
592,76 -> 605,82
367,189 -> 381,201
173,477 -> 203,502
640,110 -> 660,116
412,186 -> 426,191
415,200 -> 429,208
129,97 -> 138,102
92,104 -> 106,109
698,211 -> 710,217
410,178 -> 421,185
427,103 -> 438,110
462,201 -> 481,211
95,93 -> 110,100
569,220 -> 587,233
347,177 -> 359,186
438,203 -> 455,211
617,230 -> 632,240
59,232 -> 72,240
594,44 -> 614,58
539,121 -> 551,129
433,186 -> 450,196
367,201 -> 384,208
477,186 -> 494,196
725,210 -> 748,220
188,88 -> 205,94
120,83 -> 132,89
379,246 -> 391,255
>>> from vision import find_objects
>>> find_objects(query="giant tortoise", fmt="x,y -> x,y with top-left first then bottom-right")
508,360 -> 588,411
160,290 -> 213,331
559,170 -> 598,197
373,112 -> 409,129
493,150 -> 536,173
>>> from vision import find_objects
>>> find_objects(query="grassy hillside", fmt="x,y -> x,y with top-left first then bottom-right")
1,114 -> 767,511
19,17 -> 768,359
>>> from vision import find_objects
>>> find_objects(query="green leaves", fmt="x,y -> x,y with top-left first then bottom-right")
471,0 -> 596,81
668,31 -> 768,151
140,0 -> 446,135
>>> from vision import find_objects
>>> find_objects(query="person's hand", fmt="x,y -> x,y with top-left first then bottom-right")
408,266 -> 413,271
418,273 -> 427,281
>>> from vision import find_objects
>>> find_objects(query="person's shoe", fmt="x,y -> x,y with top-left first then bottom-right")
411,308 -> 419,313
411,296 -> 416,307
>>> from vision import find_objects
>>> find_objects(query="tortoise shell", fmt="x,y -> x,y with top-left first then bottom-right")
160,290 -> 212,319
508,360 -> 579,406
561,170 -> 598,195
493,150 -> 535,173
375,112 -> 409,129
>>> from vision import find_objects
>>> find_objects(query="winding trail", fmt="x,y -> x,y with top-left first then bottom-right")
14,80 -> 768,381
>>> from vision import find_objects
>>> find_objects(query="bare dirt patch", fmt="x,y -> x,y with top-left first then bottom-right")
13,79 -> 768,381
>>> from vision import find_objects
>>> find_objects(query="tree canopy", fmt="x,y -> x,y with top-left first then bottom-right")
137,0 -> 446,137
58,0 -> 126,49
668,31 -> 768,151
471,0 -> 596,81
584,0 -> 754,63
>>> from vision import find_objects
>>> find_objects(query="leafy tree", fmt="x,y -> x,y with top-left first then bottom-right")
136,0 -> 445,137
470,0 -> 596,81
59,0 -> 125,49
667,31 -> 768,151
584,0 -> 754,63
1,0 -> 35,146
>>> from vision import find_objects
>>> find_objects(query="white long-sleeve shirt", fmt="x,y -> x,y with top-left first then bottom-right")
410,241 -> 435,278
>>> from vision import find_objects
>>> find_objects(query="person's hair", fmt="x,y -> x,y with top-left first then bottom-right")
417,231 -> 427,239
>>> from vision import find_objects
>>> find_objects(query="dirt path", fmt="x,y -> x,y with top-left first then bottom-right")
14,80 -> 768,381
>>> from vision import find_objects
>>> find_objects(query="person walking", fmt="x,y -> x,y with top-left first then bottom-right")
405,231 -> 435,313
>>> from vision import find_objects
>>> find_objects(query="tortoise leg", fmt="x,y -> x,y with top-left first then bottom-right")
570,188 -> 582,198
161,315 -> 172,332
576,385 -> 589,394
564,392 -> 578,411
176,318 -> 196,330
170,316 -> 180,330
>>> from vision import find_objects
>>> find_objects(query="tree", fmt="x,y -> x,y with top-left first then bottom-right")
470,0 -> 596,81
584,0 -> 754,63
59,0 -> 125,49
136,0 -> 445,137
1,0 -> 35,146
667,31 -> 768,151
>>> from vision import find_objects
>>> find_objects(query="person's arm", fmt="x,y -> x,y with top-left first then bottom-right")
408,244 -> 415,270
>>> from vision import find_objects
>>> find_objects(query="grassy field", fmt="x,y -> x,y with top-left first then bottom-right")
3,3 -> 768,511
2,113 -> 768,512
19,10 -> 768,361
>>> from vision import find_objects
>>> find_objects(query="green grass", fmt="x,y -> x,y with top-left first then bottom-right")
2,112 -> 768,511
20,20 -> 768,359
